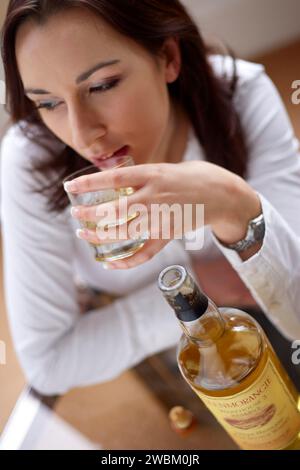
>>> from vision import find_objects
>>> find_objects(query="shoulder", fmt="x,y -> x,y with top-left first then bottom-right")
1,121 -> 65,188
1,120 -> 64,166
1,122 -> 38,191
208,54 -> 265,88
1,122 -> 34,169
0,121 -> 64,217
0,121 -> 68,221
209,55 -> 284,134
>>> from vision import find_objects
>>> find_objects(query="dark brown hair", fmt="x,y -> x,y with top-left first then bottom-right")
1,0 -> 248,213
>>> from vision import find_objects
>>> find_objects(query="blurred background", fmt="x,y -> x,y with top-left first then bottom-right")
0,0 -> 299,448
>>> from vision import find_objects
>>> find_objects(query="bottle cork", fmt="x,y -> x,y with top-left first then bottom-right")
168,406 -> 196,435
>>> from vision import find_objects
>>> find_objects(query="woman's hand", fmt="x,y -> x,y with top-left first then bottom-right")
66,160 -> 262,269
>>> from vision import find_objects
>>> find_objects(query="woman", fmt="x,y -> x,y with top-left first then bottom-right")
1,0 -> 300,395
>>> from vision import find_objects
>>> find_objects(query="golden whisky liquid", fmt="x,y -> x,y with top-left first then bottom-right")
81,187 -> 146,262
178,309 -> 300,450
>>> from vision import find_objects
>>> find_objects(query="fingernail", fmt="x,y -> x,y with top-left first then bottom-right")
76,228 -> 88,239
71,207 -> 81,218
64,180 -> 78,193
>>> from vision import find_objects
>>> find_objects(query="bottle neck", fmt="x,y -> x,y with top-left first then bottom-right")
158,265 -> 225,346
179,299 -> 225,346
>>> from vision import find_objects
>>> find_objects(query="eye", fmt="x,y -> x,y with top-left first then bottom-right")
89,78 -> 120,94
34,78 -> 121,113
35,100 -> 62,112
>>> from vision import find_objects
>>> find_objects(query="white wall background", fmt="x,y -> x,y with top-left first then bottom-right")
182,0 -> 300,58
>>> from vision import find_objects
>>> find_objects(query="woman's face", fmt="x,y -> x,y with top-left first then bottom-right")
16,7 -> 185,165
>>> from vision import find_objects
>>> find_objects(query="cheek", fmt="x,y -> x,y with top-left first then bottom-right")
39,112 -> 70,145
110,81 -> 169,142
133,85 -> 170,157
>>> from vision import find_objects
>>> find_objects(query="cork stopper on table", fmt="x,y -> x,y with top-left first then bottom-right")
168,406 -> 196,434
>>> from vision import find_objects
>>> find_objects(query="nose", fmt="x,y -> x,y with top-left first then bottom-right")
68,102 -> 106,152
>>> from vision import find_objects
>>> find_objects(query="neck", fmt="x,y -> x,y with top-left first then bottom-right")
151,100 -> 190,165
166,100 -> 190,164
180,300 -> 226,346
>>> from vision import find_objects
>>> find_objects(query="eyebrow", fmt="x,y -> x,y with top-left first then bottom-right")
24,59 -> 121,95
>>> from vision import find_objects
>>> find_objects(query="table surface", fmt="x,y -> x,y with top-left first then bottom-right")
1,308 -> 299,450
0,348 -> 238,450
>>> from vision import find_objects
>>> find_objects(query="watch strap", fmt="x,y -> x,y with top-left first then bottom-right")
222,213 -> 265,253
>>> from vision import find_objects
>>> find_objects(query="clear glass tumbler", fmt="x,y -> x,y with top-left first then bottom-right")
63,155 -> 147,262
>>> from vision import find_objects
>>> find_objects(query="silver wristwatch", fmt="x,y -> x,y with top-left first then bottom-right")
224,213 -> 265,253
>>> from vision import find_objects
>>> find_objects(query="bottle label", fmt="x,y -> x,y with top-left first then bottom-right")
192,357 -> 300,450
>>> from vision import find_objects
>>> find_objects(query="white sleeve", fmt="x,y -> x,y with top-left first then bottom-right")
0,126 -> 181,396
213,68 -> 300,340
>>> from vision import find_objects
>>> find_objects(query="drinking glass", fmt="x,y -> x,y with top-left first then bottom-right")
63,155 -> 147,262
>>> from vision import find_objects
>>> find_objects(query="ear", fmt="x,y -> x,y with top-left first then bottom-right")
160,37 -> 182,84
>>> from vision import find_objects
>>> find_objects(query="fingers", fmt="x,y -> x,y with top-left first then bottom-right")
71,204 -> 100,223
76,226 -> 130,245
101,239 -> 170,270
70,189 -> 148,223
64,164 -> 150,194
76,211 -> 148,243
76,224 -> 169,270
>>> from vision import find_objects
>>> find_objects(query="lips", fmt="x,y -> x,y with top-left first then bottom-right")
91,145 -> 129,164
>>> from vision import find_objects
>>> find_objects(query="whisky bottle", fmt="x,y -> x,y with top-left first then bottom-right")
158,264 -> 300,450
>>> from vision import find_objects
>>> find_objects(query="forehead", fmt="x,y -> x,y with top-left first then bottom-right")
15,7 -> 148,86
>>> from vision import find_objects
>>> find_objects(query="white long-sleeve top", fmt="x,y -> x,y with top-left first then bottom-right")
1,57 -> 300,395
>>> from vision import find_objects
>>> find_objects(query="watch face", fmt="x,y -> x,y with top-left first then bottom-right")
253,217 -> 265,242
